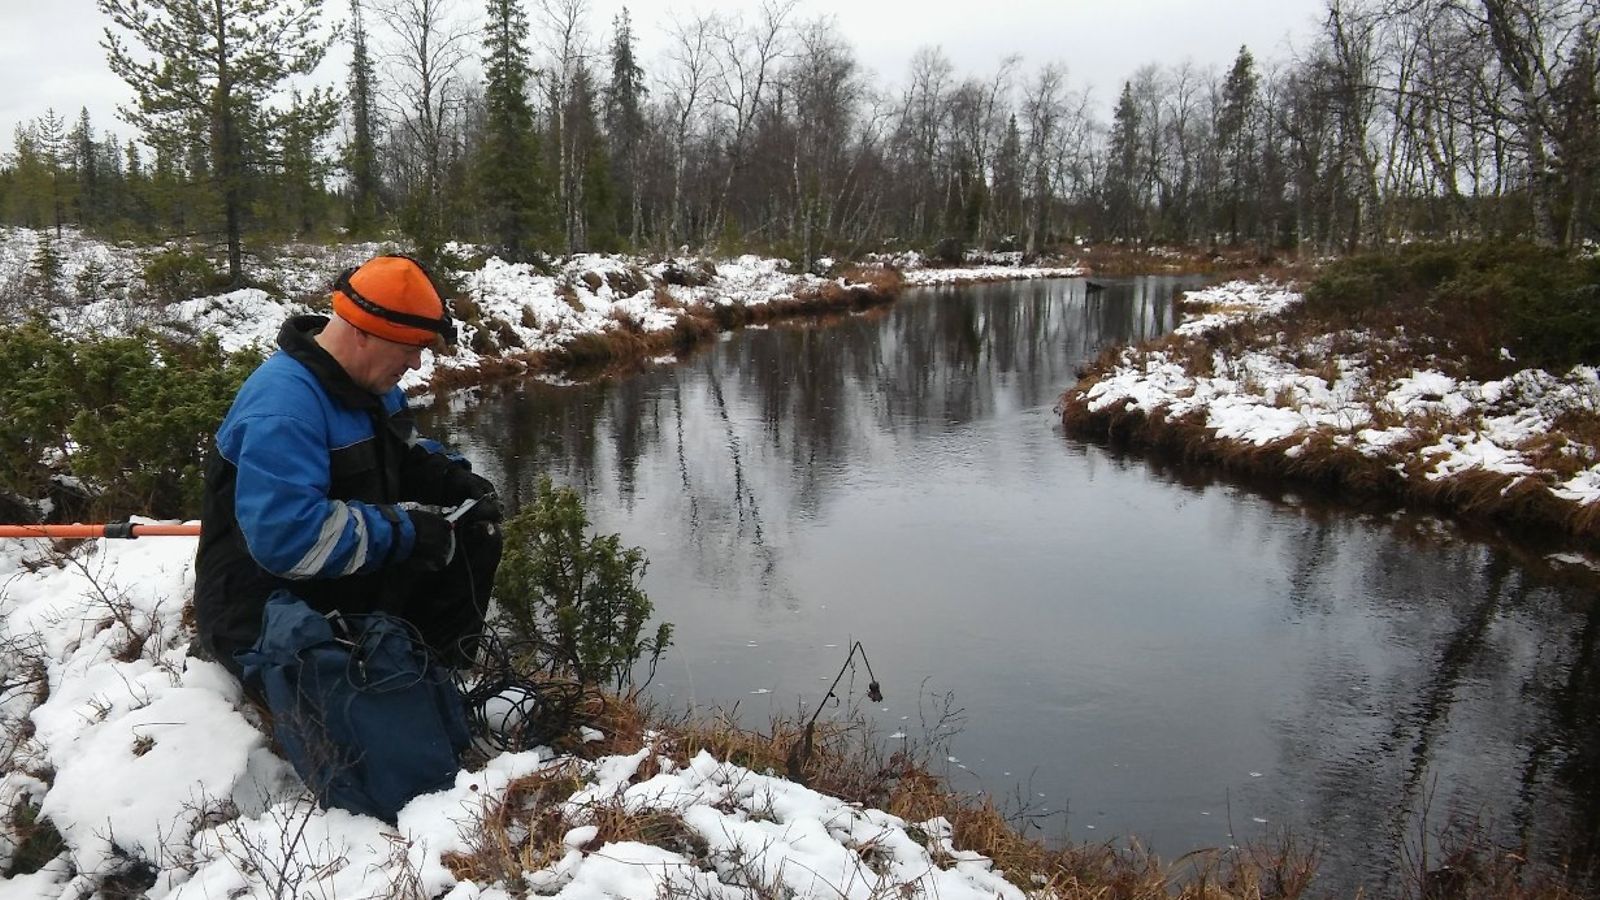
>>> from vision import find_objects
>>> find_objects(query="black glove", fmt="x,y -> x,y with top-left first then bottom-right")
444,467 -> 502,523
406,508 -> 456,572
445,466 -> 496,500
458,493 -> 502,525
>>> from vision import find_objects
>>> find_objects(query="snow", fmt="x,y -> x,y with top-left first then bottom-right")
0,228 -> 1095,899
12,226 -> 1599,894
0,528 -> 1032,899
1075,278 -> 1600,508
1173,279 -> 1300,336
903,264 -> 1085,286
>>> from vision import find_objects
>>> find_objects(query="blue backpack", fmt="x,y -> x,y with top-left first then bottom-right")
236,591 -> 472,823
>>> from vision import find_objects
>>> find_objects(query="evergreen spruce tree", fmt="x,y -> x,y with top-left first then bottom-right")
604,8 -> 647,246
29,231 -> 64,302
1106,81 -> 1142,241
992,115 -> 1024,246
71,109 -> 99,229
6,126 -> 51,228
123,139 -> 153,232
75,260 -> 110,303
99,0 -> 338,285
1218,46 -> 1259,246
344,0 -> 382,236
277,91 -> 332,237
477,0 -> 546,259
95,135 -> 128,232
34,110 -> 72,235
1552,33 -> 1599,246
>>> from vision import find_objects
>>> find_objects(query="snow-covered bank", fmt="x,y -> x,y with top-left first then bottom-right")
2,228 -> 1097,394
1061,278 -> 1600,537
0,532 -> 1036,899
901,264 -> 1086,286
0,228 -> 1130,898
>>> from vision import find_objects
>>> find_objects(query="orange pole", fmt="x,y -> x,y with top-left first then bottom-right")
0,523 -> 201,539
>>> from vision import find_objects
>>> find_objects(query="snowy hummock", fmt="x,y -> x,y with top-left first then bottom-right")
0,532 -> 1026,899
902,264 -> 1086,286
3,227 -> 1095,394
1074,278 -> 1600,506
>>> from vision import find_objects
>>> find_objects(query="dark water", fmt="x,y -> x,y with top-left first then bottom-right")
420,277 -> 1600,894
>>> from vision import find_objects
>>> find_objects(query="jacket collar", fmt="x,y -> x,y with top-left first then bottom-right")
277,314 -> 384,412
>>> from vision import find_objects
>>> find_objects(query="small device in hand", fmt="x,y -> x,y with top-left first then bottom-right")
444,497 -> 478,524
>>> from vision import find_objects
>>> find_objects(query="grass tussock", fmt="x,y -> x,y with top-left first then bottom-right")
413,264 -> 903,393
442,763 -> 585,885
3,797 -> 67,879
1072,244 -> 1316,281
438,692 -> 1590,899
1062,243 -> 1600,544
427,355 -> 533,393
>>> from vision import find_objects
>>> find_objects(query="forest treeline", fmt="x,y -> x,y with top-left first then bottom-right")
1,0 -> 1596,286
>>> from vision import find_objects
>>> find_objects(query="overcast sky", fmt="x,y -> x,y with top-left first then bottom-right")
1,0 -> 1327,152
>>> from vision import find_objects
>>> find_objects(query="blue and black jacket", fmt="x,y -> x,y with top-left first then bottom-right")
194,315 -> 469,674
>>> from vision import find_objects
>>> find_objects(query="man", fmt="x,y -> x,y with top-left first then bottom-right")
194,254 -> 502,680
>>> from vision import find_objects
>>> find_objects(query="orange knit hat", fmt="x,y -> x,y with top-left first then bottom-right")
331,255 -> 457,347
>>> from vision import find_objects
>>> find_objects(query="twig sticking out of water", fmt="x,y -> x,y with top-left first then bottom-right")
787,641 -> 882,783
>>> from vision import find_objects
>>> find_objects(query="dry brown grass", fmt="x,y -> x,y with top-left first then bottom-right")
435,688 -> 1594,899
1061,371 -> 1600,544
1069,244 -> 1319,282
442,762 -> 585,886
411,265 -> 905,395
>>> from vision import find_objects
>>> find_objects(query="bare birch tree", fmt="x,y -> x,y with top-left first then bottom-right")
707,0 -> 795,240
661,11 -> 715,251
370,0 -> 473,256
534,0 -> 592,252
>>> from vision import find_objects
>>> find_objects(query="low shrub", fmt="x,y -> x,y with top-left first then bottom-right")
141,248 -> 225,303
1302,243 -> 1600,376
0,319 -> 261,519
493,476 -> 672,691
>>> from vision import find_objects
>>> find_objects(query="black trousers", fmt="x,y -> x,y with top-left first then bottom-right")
195,519 -> 504,685
397,519 -> 503,669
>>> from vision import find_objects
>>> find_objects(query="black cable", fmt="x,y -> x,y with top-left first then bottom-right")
449,523 -> 590,752
456,631 -> 588,752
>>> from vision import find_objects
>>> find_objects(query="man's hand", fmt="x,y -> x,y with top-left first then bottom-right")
445,467 -> 502,524
406,508 -> 456,571
459,493 -> 501,525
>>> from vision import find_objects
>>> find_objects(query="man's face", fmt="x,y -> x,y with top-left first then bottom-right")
352,330 -> 426,393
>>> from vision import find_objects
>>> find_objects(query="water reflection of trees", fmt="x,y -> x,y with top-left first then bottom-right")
1263,511 -> 1600,891
423,275 -> 1597,887
427,276 -> 1185,600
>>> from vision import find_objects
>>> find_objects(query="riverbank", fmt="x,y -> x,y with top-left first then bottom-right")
0,227 -> 1098,394
2,530 -> 1584,899
1060,265 -> 1600,546
2,233 -> 1594,896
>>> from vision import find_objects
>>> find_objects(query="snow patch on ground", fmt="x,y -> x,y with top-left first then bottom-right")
903,264 -> 1085,286
0,532 -> 1029,900
1076,279 -> 1600,507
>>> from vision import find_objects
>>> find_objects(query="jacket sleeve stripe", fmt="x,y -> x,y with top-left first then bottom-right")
337,509 -> 373,576
285,500 -> 352,578
225,414 -> 404,578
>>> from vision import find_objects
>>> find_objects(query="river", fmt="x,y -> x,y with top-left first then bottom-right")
419,276 -> 1599,893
